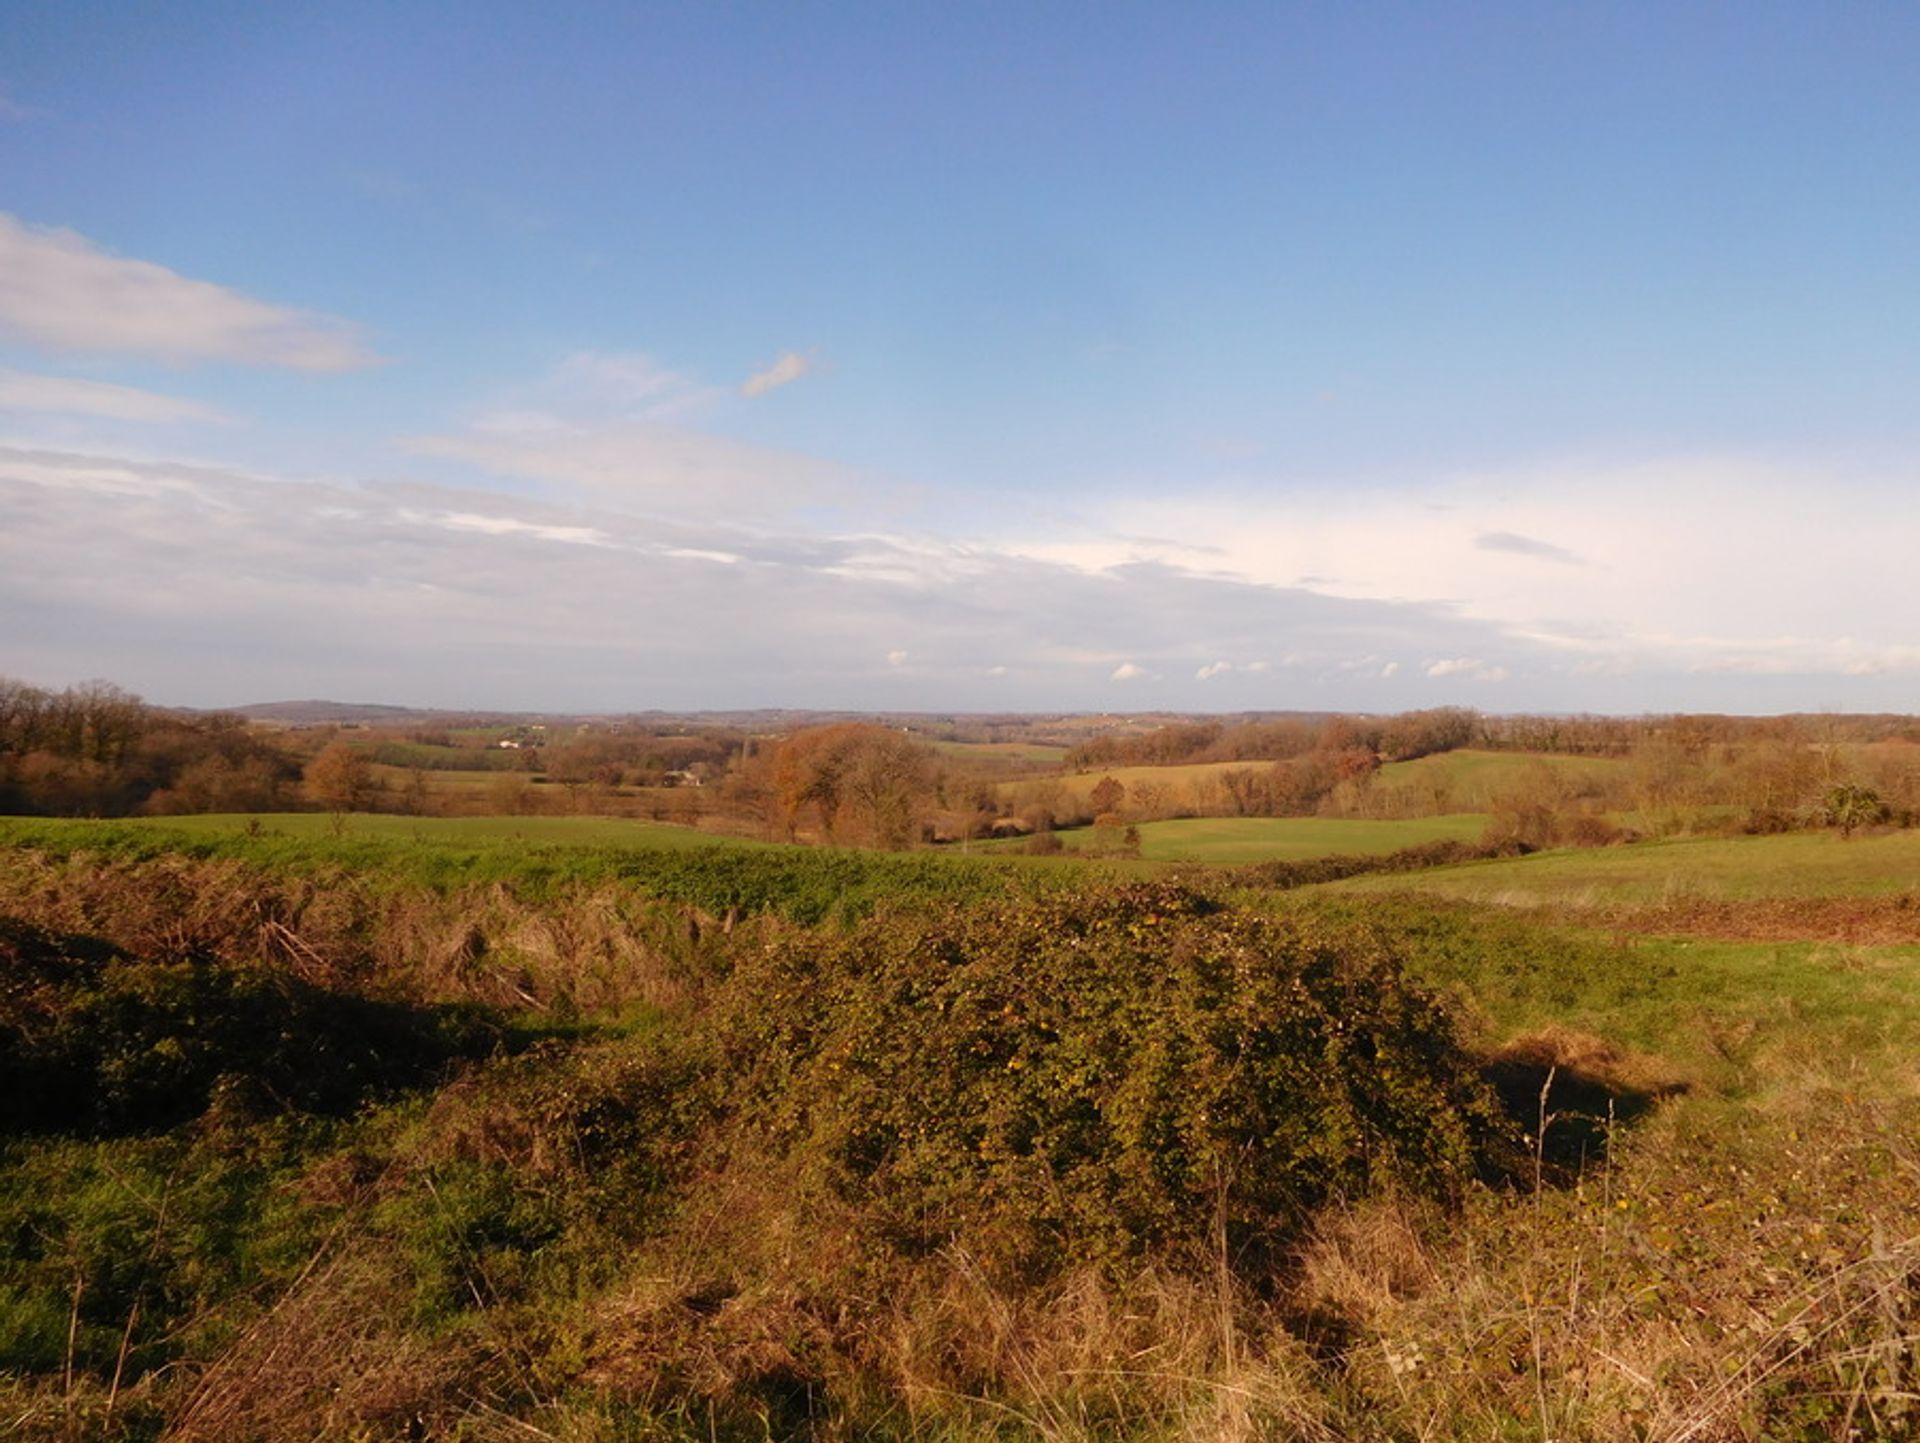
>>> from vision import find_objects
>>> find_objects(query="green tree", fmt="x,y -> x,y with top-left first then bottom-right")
1823,782 -> 1886,840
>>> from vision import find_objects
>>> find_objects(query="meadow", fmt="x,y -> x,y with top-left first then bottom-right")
4,803 -> 1920,1439
1336,825 -> 1920,905
111,810 -> 761,850
926,738 -> 1071,764
1127,812 -> 1488,862
1373,745 -> 1626,804
1000,758 -> 1257,802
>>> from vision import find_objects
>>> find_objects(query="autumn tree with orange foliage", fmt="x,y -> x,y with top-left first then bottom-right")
768,723 -> 936,849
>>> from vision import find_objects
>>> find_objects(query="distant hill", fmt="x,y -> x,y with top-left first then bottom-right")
214,700 -> 1348,736
223,699 -> 451,725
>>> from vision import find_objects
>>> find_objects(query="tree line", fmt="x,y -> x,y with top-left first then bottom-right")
0,679 -> 299,816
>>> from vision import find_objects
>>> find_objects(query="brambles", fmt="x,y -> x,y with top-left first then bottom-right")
0,917 -> 499,1135
719,884 -> 1516,1280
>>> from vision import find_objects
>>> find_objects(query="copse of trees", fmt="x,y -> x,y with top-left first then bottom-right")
0,678 -> 300,817
1062,710 -> 1478,772
754,722 -> 939,848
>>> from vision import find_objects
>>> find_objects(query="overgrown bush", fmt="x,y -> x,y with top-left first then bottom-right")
0,917 -> 499,1135
717,884 -> 1517,1282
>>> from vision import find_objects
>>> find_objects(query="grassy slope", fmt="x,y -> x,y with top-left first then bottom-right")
122,811 -> 754,849
998,758 -> 1258,800
0,815 -> 1117,924
1334,826 -> 1920,905
368,763 -> 522,794
1290,891 -> 1920,1093
1374,747 -> 1624,800
1131,813 -> 1488,862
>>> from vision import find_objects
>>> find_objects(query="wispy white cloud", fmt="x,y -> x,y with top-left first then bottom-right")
1475,530 -> 1583,565
1424,657 -> 1508,682
405,421 -> 855,512
395,508 -> 613,547
0,443 -> 1580,708
740,350 -> 814,398
0,214 -> 379,370
407,351 -> 857,513
1194,659 -> 1274,681
1008,455 -> 1920,691
542,351 -> 722,421
18,437 -> 1920,711
0,369 -> 228,423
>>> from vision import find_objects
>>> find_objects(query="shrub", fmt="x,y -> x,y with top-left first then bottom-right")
717,884 -> 1515,1282
1823,782 -> 1889,838
0,917 -> 498,1135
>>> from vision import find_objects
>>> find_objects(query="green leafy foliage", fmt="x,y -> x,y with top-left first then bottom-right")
719,884 -> 1516,1279
0,917 -> 499,1135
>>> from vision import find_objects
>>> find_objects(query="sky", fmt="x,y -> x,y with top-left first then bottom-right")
4,2 -> 1920,713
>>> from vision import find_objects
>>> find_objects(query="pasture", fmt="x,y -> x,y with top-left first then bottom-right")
1333,825 -> 1920,906
926,738 -> 1071,764
1127,812 -> 1488,862
1000,758 -> 1264,802
1373,746 -> 1626,804
96,810 -> 759,850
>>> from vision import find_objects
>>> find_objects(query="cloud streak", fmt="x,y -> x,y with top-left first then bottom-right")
0,369 -> 228,424
404,421 -> 856,512
0,214 -> 378,370
0,443 -> 1582,710
740,350 -> 814,397
11,439 -> 1920,712
1015,456 -> 1920,693
1474,530 -> 1583,565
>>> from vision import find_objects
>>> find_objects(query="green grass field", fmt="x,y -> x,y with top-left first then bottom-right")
0,813 -> 1121,921
1374,747 -> 1625,804
1126,813 -> 1489,862
368,762 -> 524,794
110,811 -> 762,849
999,758 -> 1264,802
1334,825 -> 1920,905
927,738 -> 1070,764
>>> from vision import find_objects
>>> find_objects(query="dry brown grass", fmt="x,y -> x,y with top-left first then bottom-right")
0,847 -> 722,1012
160,1245 -> 479,1443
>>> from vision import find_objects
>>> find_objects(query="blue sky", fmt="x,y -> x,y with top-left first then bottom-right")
4,3 -> 1920,711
